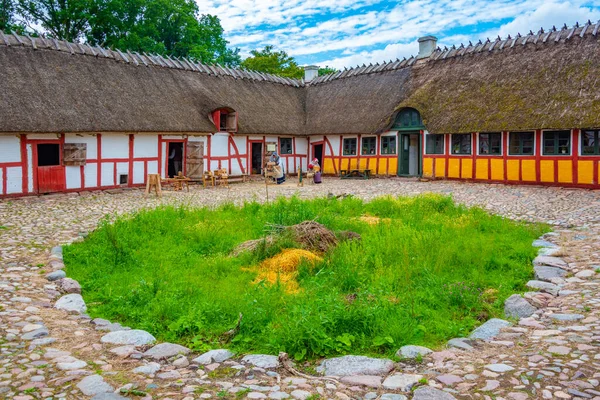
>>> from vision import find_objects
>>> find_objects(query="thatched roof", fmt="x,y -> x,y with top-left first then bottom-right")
0,32 -> 305,134
1,21 -> 599,135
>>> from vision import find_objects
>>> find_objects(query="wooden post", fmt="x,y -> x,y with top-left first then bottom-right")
145,174 -> 162,197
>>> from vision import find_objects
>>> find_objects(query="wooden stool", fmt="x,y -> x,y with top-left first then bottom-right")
145,174 -> 162,197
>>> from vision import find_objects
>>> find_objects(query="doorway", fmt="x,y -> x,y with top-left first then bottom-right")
167,142 -> 184,177
251,142 -> 263,174
398,133 -> 420,176
35,142 -> 65,193
312,143 -> 323,168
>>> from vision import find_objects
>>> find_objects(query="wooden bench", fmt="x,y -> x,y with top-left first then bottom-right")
340,169 -> 372,179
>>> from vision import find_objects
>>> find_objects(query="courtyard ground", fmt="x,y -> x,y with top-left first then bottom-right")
1,178 -> 599,400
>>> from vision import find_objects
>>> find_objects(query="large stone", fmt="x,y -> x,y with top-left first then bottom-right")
534,266 -> 567,282
58,278 -> 82,294
412,386 -> 457,400
469,318 -> 511,340
142,342 -> 190,360
550,313 -> 584,321
241,354 -> 280,369
51,246 -> 63,256
340,375 -> 382,388
485,363 -> 514,372
504,295 -> 536,318
447,338 -> 475,351
533,256 -> 568,269
316,355 -> 394,376
100,330 -> 156,346
55,294 -> 87,313
21,327 -> 49,340
132,362 -> 161,375
379,395 -> 407,400
77,375 -> 114,396
92,394 -> 128,400
532,239 -> 558,248
382,374 -> 422,391
526,280 -> 560,296
46,270 -> 66,281
396,345 -> 432,359
192,349 -> 235,364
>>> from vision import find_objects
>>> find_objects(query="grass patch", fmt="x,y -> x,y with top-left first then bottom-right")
64,195 -> 546,360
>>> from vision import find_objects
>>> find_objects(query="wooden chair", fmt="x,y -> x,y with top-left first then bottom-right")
215,168 -> 229,187
203,170 -> 215,188
145,173 -> 162,197
171,171 -> 190,192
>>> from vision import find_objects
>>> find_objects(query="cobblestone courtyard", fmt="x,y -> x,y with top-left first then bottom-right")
1,178 -> 599,400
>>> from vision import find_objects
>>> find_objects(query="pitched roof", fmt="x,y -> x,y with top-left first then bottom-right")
1,21 -> 599,135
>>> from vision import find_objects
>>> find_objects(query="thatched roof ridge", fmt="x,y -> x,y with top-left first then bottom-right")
306,20 -> 600,134
308,20 -> 600,86
0,30 -> 304,88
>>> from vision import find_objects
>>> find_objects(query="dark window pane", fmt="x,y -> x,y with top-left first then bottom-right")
362,137 -> 376,155
381,136 -> 396,154
343,138 -> 357,155
37,144 -> 60,166
451,134 -> 471,155
426,134 -> 444,154
280,138 -> 293,154
582,130 -> 598,155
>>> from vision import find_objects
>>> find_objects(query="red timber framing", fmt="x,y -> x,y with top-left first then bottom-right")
28,136 -> 66,194
0,134 -> 28,196
422,129 -> 600,189
278,137 -> 306,174
160,137 -> 187,177
332,134 -> 397,176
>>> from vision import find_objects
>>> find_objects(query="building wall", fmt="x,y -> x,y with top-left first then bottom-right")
422,129 -> 600,187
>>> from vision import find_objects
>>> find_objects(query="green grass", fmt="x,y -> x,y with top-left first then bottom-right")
64,194 -> 546,360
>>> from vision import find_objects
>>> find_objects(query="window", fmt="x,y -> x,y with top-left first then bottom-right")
37,144 -> 60,166
426,134 -> 444,154
212,109 -> 237,132
280,138 -> 293,154
451,134 -> 471,155
479,133 -> 502,155
343,138 -> 357,155
581,130 -> 600,155
543,131 -> 570,155
362,137 -> 376,155
393,108 -> 423,129
509,132 -> 534,155
381,136 -> 396,154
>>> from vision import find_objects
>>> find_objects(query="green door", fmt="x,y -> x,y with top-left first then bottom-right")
399,134 -> 410,175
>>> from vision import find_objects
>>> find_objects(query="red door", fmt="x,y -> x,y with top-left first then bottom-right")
34,142 -> 66,193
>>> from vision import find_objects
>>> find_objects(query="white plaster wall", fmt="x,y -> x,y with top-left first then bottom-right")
147,161 -> 158,175
116,162 -> 129,184
0,136 -> 21,163
64,134 -> 97,159
211,133 -> 229,157
27,145 -> 33,193
248,136 -> 263,141
101,163 -> 114,186
310,136 -> 324,143
233,136 -> 246,156
26,134 -> 59,140
295,138 -> 308,154
65,166 -> 81,189
102,134 -> 129,159
133,161 -> 145,184
161,143 -> 167,177
6,167 -> 22,194
162,135 -> 186,140
84,164 -> 97,188
230,161 -> 242,175
133,135 -> 158,158
327,136 -> 340,157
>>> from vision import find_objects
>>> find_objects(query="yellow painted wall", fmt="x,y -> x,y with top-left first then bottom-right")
323,158 -> 336,174
358,158 -> 368,170
540,160 -> 554,182
475,159 -> 488,180
490,159 -> 504,181
507,160 -> 520,181
423,158 -> 434,177
461,159 -> 473,179
578,161 -> 594,185
521,160 -> 536,182
434,158 -> 446,178
349,158 -> 358,170
557,160 -> 573,183
388,158 -> 398,176
448,159 -> 460,178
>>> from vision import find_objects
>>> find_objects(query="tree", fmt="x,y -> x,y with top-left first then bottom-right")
319,66 -> 338,76
86,0 -> 240,65
17,0 -> 91,41
241,45 -> 304,79
1,0 -> 25,32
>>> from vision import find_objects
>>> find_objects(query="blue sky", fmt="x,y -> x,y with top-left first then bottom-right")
196,0 -> 600,69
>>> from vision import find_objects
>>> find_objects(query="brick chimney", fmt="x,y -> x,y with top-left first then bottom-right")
304,65 -> 319,82
417,36 -> 437,59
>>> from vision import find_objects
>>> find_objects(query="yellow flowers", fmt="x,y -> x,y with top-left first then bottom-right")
249,249 -> 322,294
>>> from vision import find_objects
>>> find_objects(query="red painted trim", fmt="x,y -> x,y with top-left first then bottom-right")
323,137 -> 338,175
572,129 -> 579,184
0,162 -> 23,168
228,136 -> 246,174
157,134 -> 163,177
97,134 -> 102,187
27,138 -> 66,193
20,135 -> 28,194
471,133 -> 476,178
128,135 -> 134,186
535,130 -> 542,182
207,135 -> 212,171
445,134 -> 450,177
338,135 -> 343,172
503,131 -> 508,182
1,166 -> 6,195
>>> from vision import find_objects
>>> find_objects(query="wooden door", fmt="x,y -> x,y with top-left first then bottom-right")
186,141 -> 204,179
399,134 -> 410,175
35,143 -> 65,193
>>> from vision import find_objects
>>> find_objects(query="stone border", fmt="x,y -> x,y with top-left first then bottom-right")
45,229 -> 570,398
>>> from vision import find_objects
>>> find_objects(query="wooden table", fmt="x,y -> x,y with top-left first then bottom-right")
164,177 -> 190,191
340,169 -> 372,179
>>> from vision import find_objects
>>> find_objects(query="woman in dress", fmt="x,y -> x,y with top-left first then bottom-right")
270,152 -> 286,184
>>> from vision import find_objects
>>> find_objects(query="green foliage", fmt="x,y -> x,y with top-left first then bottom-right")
1,0 -> 22,32
64,195 -> 546,360
318,66 -> 338,76
15,0 -> 240,65
241,45 -> 304,79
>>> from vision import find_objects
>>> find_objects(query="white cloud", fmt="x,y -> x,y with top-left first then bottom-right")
195,0 -> 600,69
